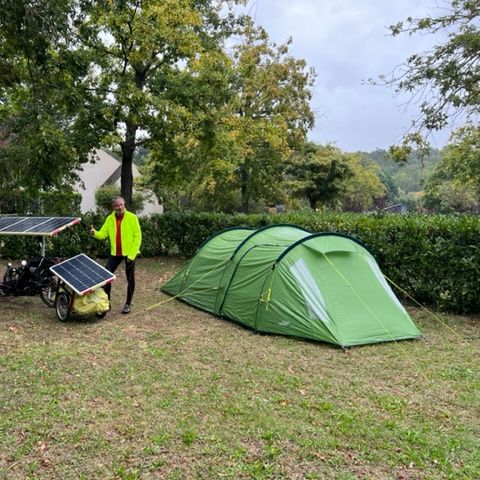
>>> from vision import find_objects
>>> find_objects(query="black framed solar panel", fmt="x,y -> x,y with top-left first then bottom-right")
0,216 -> 81,236
50,254 -> 116,295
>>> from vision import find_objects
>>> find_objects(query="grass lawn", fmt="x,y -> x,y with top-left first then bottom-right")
0,257 -> 479,479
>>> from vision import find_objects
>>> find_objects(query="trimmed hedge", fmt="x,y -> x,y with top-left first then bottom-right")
1,211 -> 479,313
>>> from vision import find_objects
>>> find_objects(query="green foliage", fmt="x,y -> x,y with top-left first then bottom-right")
423,179 -> 478,213
364,148 -> 442,205
333,153 -> 386,212
286,143 -> 352,210
285,144 -> 385,212
423,125 -> 480,212
142,19 -> 315,214
385,1 -> 480,134
0,190 -> 81,215
0,0 -> 244,207
77,0 -> 243,207
94,184 -> 145,216
377,171 -> 399,205
0,0 -> 110,194
2,211 -> 478,313
387,133 -> 432,164
226,22 -> 315,213
152,211 -> 480,313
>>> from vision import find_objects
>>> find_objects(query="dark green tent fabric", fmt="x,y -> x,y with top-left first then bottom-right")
162,227 -> 254,313
162,225 -> 421,347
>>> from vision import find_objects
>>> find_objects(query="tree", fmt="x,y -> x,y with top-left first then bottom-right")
224,21 -> 315,213
0,0 -> 242,208
138,48 -> 240,212
338,154 -> 385,212
286,143 -> 353,210
423,179 -> 478,213
444,124 -> 480,192
382,0 -> 479,137
0,0 -> 109,197
377,171 -> 399,207
76,0 -> 243,208
141,19 -> 315,213
423,124 -> 480,212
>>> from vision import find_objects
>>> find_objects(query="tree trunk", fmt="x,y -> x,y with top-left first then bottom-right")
120,120 -> 137,208
309,196 -> 317,210
119,68 -> 146,209
240,159 -> 250,214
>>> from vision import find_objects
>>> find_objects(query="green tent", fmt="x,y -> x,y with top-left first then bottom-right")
162,225 -> 421,347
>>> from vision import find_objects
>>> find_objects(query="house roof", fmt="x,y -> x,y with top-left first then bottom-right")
76,149 -> 158,215
77,149 -> 142,188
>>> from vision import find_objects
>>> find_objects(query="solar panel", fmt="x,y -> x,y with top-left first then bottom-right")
50,254 -> 116,295
0,216 -> 81,236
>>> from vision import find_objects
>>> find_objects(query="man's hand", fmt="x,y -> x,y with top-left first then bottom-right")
89,224 -> 95,237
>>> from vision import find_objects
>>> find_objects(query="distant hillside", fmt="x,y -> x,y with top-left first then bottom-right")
362,148 -> 443,194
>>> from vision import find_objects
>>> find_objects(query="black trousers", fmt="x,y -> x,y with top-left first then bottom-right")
104,256 -> 136,305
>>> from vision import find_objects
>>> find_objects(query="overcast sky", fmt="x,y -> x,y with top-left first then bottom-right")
243,0 -> 452,152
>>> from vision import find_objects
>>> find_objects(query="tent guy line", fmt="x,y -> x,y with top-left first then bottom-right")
383,272 -> 473,346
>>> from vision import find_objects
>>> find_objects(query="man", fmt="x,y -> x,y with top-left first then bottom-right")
90,196 -> 142,314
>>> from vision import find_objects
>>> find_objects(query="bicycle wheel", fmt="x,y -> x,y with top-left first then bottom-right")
55,292 -> 71,322
40,277 -> 58,307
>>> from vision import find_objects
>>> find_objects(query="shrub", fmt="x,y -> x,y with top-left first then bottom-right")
145,211 -> 480,313
0,210 -> 479,313
0,190 -> 81,215
95,184 -> 145,215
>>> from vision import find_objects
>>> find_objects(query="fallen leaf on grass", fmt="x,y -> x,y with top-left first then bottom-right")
37,441 -> 47,452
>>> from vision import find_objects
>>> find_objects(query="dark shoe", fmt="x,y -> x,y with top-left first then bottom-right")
122,304 -> 131,314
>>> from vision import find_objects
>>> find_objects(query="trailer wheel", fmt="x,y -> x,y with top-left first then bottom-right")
55,292 -> 71,322
40,277 -> 57,307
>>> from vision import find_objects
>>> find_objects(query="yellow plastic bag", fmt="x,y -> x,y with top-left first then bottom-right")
72,288 -> 109,315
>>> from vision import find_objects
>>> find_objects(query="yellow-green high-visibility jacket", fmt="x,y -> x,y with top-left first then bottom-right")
94,210 -> 142,260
